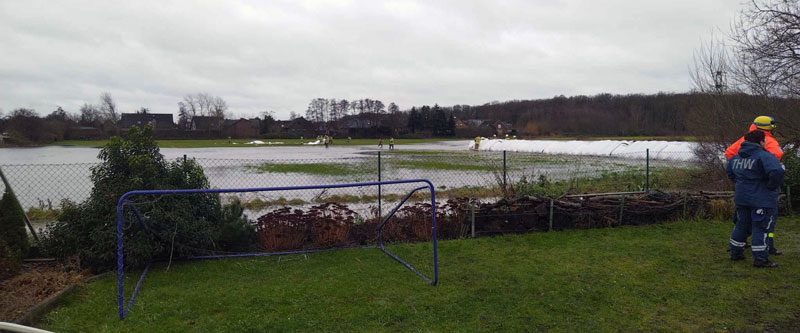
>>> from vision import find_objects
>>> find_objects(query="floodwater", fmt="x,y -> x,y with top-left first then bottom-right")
0,140 -> 471,164
1,139 -> 679,232
0,141 -> 477,211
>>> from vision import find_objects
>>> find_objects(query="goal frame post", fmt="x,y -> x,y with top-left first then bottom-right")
116,179 -> 438,320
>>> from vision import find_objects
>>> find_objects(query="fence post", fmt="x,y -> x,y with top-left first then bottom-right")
683,193 -> 688,218
645,149 -> 650,193
503,150 -> 507,191
619,195 -> 626,225
378,151 -> 382,218
470,203 -> 475,238
548,199 -> 554,231
183,154 -> 187,164
0,166 -> 39,242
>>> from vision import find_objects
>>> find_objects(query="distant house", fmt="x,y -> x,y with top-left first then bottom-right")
224,118 -> 261,139
190,116 -> 224,131
456,119 -> 513,137
344,118 -> 375,130
488,120 -> 514,137
277,117 -> 315,134
120,113 -> 175,129
463,119 -> 487,128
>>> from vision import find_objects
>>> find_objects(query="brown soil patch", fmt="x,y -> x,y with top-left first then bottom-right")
0,261 -> 89,322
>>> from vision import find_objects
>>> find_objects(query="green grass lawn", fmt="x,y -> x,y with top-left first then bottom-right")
54,138 -> 463,148
41,217 -> 800,332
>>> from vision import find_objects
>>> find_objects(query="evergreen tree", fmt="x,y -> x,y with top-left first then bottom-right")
408,107 -> 419,133
447,112 -> 456,136
432,104 -> 447,136
420,105 -> 432,131
0,189 -> 29,258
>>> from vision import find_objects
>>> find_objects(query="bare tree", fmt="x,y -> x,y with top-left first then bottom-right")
688,36 -> 749,143
179,93 -> 229,129
338,99 -> 350,118
306,98 -> 329,123
373,100 -> 385,114
388,102 -> 399,114
79,103 -> 100,126
209,95 -> 228,120
731,0 -> 800,138
99,92 -> 120,135
733,0 -> 800,96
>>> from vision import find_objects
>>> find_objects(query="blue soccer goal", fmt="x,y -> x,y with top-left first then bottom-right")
116,179 -> 438,319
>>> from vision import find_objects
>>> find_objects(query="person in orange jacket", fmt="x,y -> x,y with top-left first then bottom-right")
725,115 -> 784,256
725,116 -> 783,161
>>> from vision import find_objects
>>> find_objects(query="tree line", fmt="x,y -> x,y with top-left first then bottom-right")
0,92 -> 231,144
3,91 -> 795,144
304,98 -> 400,123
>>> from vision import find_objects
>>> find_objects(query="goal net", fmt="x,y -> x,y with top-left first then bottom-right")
115,179 -> 438,319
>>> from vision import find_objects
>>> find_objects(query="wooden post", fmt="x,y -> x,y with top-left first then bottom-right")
470,203 -> 475,238
549,199 -> 554,231
619,195 -> 626,225
378,151 -> 382,218
683,193 -> 688,218
645,149 -> 650,193
503,151 -> 507,191
0,166 -> 39,242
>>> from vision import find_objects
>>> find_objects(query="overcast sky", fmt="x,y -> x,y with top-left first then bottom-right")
0,0 -> 743,119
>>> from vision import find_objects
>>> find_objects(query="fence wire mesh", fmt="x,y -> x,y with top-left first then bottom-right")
1,149 -> 701,229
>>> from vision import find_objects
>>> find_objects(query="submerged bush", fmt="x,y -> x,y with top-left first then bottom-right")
41,126 -> 255,272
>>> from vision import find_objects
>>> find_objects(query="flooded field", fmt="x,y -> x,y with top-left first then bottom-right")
1,140 -> 692,230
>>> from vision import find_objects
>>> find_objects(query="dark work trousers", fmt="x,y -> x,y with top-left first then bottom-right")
729,205 -> 775,263
733,205 -> 779,252
767,209 -> 778,251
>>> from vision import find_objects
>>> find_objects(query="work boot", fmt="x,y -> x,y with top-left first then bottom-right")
730,253 -> 745,261
753,260 -> 778,268
769,248 -> 783,256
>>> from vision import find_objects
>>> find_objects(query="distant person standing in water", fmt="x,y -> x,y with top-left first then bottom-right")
389,137 -> 395,150
378,138 -> 383,149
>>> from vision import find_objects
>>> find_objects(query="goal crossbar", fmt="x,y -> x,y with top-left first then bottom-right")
116,179 -> 438,320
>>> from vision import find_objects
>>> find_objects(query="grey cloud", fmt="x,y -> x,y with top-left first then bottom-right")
0,0 -> 741,118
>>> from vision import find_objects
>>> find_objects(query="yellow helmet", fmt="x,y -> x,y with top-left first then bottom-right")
753,116 -> 776,130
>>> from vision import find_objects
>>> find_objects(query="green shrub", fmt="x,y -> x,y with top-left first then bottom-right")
215,199 -> 257,253
0,238 -> 22,280
41,126 -> 255,272
0,189 -> 29,259
781,146 -> 800,212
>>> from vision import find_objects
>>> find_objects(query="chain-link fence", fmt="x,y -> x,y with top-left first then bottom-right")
0,149 -> 700,225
